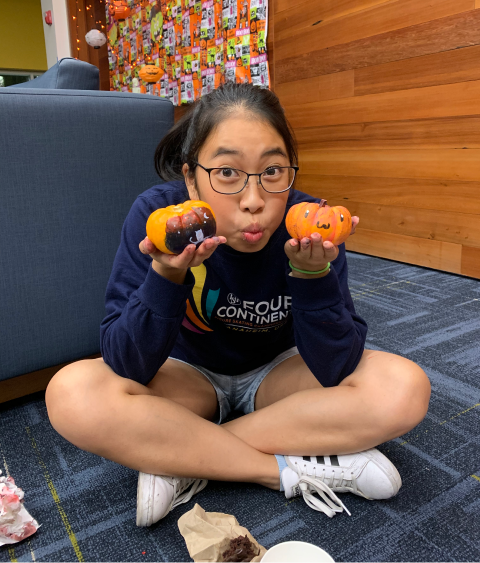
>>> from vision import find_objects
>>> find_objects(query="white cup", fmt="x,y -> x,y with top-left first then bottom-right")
261,541 -> 335,562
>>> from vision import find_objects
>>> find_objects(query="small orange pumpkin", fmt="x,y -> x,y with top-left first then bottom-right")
286,200 -> 352,245
112,0 -> 131,20
138,64 -> 164,82
146,200 -> 217,255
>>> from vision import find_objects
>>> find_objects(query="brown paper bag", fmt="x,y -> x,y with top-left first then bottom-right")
178,503 -> 267,562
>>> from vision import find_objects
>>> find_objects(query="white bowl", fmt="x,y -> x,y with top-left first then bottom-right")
261,541 -> 335,562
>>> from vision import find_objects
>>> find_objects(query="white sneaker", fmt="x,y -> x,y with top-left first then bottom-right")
281,448 -> 402,518
136,472 -> 208,527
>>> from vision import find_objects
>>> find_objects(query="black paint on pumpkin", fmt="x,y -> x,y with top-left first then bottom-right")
165,206 -> 216,254
316,222 -> 331,230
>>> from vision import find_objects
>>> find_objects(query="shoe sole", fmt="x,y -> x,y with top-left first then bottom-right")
136,472 -> 154,527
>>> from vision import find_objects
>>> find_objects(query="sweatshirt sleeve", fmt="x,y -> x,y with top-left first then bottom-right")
100,194 -> 195,385
286,243 -> 368,387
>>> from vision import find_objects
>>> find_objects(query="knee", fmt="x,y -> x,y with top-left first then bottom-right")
383,359 -> 431,437
45,359 -> 113,449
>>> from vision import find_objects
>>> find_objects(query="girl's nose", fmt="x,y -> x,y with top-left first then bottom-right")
239,175 -> 265,213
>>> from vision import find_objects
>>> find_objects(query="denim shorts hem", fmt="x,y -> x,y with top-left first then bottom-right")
168,347 -> 299,424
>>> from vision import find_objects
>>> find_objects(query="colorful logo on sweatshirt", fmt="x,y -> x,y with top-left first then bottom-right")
182,263 -> 220,334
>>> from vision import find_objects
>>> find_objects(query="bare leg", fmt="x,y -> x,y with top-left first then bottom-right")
45,358 -> 280,488
222,350 -> 431,456
46,350 -> 430,489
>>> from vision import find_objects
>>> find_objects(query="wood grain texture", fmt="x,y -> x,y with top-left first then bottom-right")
271,0 -> 480,278
355,44 -> 480,95
276,10 -> 480,84
275,71 -> 354,105
326,200 -> 480,247
295,175 -> 480,215
267,0 -> 275,91
461,245 -> 480,277
299,149 -> 480,182
293,116 -> 480,150
275,0 -> 391,41
286,80 -> 480,129
275,0 -> 474,62
67,0 -> 109,90
345,228 -> 462,274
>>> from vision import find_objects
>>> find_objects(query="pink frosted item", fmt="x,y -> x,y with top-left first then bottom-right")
0,470 -> 40,545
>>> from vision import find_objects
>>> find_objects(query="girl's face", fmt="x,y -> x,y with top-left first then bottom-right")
183,114 -> 291,253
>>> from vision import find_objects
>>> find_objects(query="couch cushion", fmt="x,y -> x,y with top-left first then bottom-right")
13,58 -> 99,90
0,89 -> 174,381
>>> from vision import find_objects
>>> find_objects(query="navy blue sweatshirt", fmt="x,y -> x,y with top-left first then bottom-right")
100,180 -> 368,387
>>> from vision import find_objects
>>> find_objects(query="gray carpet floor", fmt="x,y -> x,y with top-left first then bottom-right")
1,251 -> 479,562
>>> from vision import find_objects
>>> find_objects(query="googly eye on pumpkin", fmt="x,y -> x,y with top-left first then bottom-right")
146,200 -> 217,255
286,201 -> 352,246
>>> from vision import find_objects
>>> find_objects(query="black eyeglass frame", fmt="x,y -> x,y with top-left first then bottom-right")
194,161 -> 299,195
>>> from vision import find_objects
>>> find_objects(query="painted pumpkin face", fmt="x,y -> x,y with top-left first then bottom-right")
146,200 -> 217,254
139,64 -> 164,82
286,201 -> 352,246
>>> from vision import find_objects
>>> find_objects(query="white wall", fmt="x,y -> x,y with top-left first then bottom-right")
41,0 -> 71,68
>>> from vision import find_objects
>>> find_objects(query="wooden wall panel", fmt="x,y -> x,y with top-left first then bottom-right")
67,0 -> 109,90
298,149 -> 480,182
276,10 -> 480,85
270,0 -> 480,278
294,116 -> 480,150
275,0 -> 392,41
325,201 -> 480,248
275,71 -> 354,105
295,176 -> 480,215
275,0 -> 474,62
345,228 -> 462,274
355,44 -> 480,95
461,245 -> 480,277
286,80 -> 480,129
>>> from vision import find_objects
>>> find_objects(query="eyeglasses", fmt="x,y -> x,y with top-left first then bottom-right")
194,162 -> 299,195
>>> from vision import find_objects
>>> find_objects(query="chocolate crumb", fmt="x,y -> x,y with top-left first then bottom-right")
221,535 -> 259,562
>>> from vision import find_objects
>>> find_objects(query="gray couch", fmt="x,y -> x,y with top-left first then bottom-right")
14,57 -> 99,90
0,88 -> 174,401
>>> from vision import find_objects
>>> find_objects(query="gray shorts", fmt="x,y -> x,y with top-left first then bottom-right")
169,346 -> 299,423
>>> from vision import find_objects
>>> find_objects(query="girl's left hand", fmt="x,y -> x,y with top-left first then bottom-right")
285,215 -> 359,272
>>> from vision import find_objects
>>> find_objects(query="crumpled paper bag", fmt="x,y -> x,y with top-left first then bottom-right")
0,470 -> 40,546
178,503 -> 267,562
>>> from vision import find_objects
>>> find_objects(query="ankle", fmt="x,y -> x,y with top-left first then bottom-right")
257,455 -> 282,490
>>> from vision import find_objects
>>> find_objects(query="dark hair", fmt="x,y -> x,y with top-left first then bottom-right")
154,82 -> 298,182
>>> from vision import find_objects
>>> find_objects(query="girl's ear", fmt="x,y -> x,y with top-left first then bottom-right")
182,163 -> 200,200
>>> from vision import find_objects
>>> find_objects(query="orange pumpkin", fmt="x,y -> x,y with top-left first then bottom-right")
138,64 -> 164,82
146,200 -> 217,255
286,200 -> 352,245
112,0 -> 131,20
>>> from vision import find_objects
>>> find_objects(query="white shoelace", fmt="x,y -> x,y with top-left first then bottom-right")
167,477 -> 208,510
293,463 -> 352,518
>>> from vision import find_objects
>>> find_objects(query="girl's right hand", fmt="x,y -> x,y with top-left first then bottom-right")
139,235 -> 227,283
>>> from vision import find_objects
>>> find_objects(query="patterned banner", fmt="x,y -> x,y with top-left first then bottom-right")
106,0 -> 269,104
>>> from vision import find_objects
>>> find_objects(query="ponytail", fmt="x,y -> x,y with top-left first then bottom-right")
154,106 -> 195,181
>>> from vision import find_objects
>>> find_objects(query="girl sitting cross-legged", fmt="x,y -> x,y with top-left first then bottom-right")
45,82 -> 431,525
